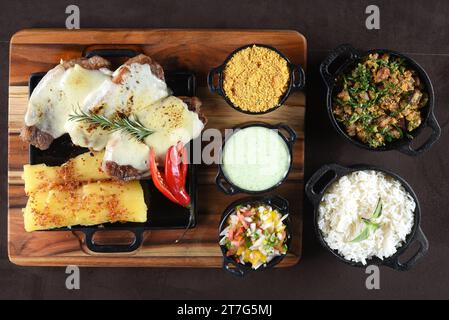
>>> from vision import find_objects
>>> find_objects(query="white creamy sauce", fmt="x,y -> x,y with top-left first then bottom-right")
26,64 -> 110,138
222,126 -> 291,191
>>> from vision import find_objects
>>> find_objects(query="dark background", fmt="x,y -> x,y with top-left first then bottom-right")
1,0 -> 448,300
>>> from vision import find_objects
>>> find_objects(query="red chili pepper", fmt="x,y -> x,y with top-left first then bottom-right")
149,144 -> 190,207
149,148 -> 182,206
177,142 -> 188,185
165,144 -> 182,188
165,143 -> 190,207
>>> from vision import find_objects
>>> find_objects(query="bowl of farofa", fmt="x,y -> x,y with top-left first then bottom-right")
208,44 -> 305,114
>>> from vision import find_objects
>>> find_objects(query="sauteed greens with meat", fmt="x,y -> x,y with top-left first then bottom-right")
333,53 -> 427,148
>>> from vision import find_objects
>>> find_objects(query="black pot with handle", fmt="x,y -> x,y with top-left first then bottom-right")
215,122 -> 296,195
320,44 -> 441,155
218,195 -> 292,277
305,163 -> 429,271
208,43 -> 305,115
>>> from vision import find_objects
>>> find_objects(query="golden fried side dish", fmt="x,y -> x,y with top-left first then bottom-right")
22,151 -> 147,232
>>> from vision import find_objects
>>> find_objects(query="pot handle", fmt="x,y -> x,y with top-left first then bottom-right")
84,48 -> 139,59
207,66 -> 224,95
290,64 -> 306,90
222,256 -> 247,277
215,172 -> 237,195
270,195 -> 290,211
320,44 -> 360,87
398,112 -> 441,156
276,123 -> 297,146
305,163 -> 349,206
383,227 -> 429,271
82,228 -> 144,253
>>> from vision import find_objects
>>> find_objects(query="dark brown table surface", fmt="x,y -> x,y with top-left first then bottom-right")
1,0 -> 448,300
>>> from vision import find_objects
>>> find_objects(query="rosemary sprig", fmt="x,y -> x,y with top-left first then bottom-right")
68,109 -> 154,142
350,198 -> 383,243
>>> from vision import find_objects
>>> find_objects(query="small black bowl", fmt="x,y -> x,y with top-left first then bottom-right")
320,44 -> 441,156
305,163 -> 429,271
208,44 -> 305,115
218,195 -> 292,277
215,122 -> 296,195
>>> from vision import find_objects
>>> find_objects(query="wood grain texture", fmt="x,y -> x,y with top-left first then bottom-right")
8,29 -> 306,267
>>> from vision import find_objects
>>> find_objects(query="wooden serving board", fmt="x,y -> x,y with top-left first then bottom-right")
8,29 -> 306,267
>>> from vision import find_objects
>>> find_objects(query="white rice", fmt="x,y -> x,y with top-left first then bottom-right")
318,170 -> 415,265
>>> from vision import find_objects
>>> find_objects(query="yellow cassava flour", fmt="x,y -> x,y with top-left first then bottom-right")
223,45 -> 290,113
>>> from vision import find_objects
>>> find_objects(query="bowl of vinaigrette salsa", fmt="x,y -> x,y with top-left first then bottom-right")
218,196 -> 291,276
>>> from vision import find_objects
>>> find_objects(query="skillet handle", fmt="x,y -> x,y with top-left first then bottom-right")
215,172 -> 237,195
84,48 -> 139,59
223,256 -> 247,277
207,66 -> 224,95
305,164 -> 349,206
383,227 -> 429,271
320,44 -> 360,87
83,228 -> 144,253
275,123 -> 297,145
270,195 -> 289,211
398,112 -> 441,156
290,64 -> 306,90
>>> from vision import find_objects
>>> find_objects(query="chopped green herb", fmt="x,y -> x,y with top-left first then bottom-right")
350,198 -> 383,243
68,109 -> 154,142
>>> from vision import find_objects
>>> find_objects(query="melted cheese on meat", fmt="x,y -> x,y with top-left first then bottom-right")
87,63 -> 169,117
66,62 -> 170,150
104,131 -> 150,172
138,96 -> 204,160
103,96 -> 203,171
25,64 -> 110,138
67,62 -> 204,172
31,59 -> 203,176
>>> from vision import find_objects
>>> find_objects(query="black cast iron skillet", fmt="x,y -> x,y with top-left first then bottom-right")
218,195 -> 292,277
29,48 -> 198,253
215,122 -> 296,195
320,44 -> 441,155
208,44 -> 305,115
305,163 -> 429,271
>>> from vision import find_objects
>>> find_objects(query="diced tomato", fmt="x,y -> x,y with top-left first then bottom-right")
227,228 -> 235,241
234,226 -> 245,240
237,213 -> 249,229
